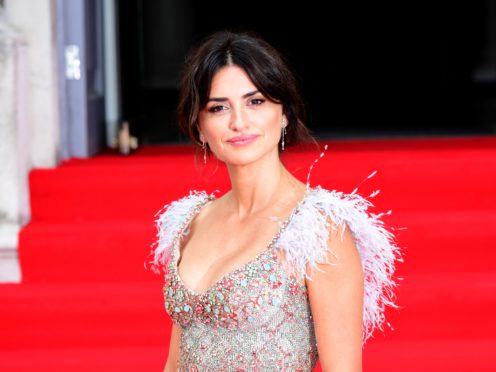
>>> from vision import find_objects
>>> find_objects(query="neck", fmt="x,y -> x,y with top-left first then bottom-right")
225,150 -> 300,219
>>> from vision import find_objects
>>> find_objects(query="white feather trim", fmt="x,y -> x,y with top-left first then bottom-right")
277,185 -> 401,343
148,191 -> 211,273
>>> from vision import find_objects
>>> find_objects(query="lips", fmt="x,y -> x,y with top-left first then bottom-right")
226,134 -> 259,146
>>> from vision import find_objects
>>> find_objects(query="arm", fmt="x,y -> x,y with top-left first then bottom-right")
164,323 -> 181,372
306,222 -> 364,372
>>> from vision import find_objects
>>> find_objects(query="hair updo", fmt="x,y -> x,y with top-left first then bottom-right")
177,30 -> 314,153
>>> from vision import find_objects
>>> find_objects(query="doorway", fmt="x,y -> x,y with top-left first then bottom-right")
117,1 -> 496,145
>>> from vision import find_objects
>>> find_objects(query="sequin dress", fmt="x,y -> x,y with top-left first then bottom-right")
151,187 -> 401,371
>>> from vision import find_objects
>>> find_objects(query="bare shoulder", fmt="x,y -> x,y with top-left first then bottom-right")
189,192 -> 226,229
328,220 -> 362,264
306,220 -> 363,287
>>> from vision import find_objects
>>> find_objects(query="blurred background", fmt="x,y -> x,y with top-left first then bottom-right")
1,1 -> 496,371
2,1 -> 496,163
118,1 -> 496,143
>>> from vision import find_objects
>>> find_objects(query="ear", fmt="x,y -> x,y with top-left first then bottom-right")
199,132 -> 205,144
281,115 -> 288,128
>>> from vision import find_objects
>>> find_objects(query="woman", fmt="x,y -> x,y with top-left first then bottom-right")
151,30 -> 400,371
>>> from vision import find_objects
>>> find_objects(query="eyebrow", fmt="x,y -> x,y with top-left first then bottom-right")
207,90 -> 259,102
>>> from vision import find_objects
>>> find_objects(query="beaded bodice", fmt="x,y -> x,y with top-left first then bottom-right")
163,196 -> 319,371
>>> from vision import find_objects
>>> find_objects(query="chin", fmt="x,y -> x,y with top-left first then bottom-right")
214,147 -> 278,167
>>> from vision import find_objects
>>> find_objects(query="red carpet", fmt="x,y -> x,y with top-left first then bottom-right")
1,135 -> 495,371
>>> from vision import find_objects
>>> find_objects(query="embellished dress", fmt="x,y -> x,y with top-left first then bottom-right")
151,186 -> 401,371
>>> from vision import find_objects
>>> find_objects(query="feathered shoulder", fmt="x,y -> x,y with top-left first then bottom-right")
149,186 -> 402,342
277,185 -> 402,343
149,191 -> 213,273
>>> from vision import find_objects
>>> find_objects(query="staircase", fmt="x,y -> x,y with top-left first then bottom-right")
1,136 -> 495,371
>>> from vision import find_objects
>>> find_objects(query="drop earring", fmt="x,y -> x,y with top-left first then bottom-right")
202,142 -> 207,164
281,126 -> 287,151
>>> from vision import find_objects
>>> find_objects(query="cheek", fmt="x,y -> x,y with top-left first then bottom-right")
198,116 -> 218,142
202,124 -> 224,143
254,113 -> 281,138
200,123 -> 227,155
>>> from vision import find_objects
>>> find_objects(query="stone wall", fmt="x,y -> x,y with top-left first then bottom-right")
0,0 -> 60,282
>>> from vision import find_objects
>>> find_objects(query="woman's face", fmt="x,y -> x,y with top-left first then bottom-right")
198,65 -> 286,166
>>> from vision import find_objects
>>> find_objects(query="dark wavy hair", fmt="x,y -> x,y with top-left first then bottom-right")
177,30 -> 314,153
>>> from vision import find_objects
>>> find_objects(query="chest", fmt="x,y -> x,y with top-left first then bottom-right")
178,214 -> 285,293
164,247 -> 308,330
188,212 -> 283,251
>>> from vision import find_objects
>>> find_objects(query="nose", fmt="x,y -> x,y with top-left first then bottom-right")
229,106 -> 247,131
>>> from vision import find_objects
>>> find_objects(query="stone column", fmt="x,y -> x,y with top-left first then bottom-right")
0,0 -> 60,282
0,18 -> 27,283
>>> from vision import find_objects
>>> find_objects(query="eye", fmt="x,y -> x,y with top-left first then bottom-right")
249,98 -> 266,106
207,104 -> 227,113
